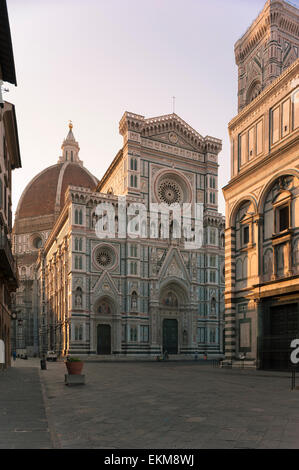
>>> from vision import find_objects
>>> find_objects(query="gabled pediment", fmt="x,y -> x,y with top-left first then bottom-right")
141,114 -> 205,153
159,248 -> 190,283
92,270 -> 120,298
272,190 -> 291,205
119,111 -> 222,155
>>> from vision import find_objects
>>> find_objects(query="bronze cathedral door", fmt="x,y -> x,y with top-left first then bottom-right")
163,319 -> 178,354
97,324 -> 111,354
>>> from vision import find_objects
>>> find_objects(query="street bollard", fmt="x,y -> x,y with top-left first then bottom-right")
40,358 -> 47,370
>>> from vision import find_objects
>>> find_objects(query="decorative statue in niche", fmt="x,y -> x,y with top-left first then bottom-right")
211,298 -> 216,315
131,291 -> 138,310
92,213 -> 98,228
75,287 -> 82,307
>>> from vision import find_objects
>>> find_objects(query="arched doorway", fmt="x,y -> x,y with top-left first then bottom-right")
159,282 -> 188,355
95,297 -> 116,355
97,324 -> 111,355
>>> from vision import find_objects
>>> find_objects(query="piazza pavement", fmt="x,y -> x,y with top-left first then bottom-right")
0,358 -> 299,449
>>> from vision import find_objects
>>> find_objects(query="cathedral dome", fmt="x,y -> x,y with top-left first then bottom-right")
14,123 -> 98,232
16,162 -> 97,220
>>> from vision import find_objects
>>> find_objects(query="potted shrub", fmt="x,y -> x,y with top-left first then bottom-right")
65,356 -> 84,375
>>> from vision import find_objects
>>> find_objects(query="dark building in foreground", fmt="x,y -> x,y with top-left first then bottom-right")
0,0 -> 22,367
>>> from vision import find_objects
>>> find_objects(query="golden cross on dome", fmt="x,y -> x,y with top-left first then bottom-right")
69,120 -> 73,130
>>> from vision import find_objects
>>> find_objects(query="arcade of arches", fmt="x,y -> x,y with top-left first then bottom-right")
224,171 -> 299,370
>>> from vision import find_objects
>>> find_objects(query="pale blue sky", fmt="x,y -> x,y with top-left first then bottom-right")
6,0 -> 299,216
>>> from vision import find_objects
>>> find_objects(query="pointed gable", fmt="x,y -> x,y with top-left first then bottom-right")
119,111 -> 222,155
159,248 -> 190,283
92,270 -> 120,298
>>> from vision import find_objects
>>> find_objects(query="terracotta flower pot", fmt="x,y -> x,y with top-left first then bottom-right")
66,361 -> 84,375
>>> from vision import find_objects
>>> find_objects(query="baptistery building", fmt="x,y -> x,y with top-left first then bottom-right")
17,112 -> 225,359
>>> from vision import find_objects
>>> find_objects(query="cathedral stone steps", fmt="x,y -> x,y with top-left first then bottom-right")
220,360 -> 257,370
71,354 -> 224,362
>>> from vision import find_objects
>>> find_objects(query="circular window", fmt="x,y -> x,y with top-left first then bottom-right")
155,171 -> 191,206
158,180 -> 183,205
33,236 -> 43,249
94,245 -> 116,270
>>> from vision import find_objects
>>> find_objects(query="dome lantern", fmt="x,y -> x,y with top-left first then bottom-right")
58,121 -> 82,165
14,123 -> 98,227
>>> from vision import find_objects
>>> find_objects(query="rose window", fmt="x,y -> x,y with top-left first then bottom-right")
95,245 -> 115,269
158,180 -> 183,205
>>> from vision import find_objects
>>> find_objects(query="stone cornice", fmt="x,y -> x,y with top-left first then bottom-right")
66,185 -> 143,205
223,135 -> 298,194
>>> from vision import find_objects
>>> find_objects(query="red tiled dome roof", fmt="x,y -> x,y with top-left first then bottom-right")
16,162 -> 97,220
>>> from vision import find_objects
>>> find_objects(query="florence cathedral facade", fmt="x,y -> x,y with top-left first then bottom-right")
13,114 -> 225,358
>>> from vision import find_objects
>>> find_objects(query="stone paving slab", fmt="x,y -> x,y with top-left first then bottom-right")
39,360 -> 299,449
0,365 -> 52,449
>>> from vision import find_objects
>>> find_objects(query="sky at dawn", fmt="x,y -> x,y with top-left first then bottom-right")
6,0 -> 299,216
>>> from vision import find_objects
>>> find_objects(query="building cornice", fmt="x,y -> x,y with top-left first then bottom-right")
222,134 -> 298,194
